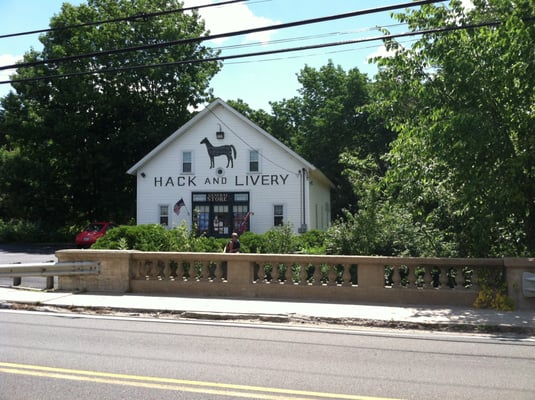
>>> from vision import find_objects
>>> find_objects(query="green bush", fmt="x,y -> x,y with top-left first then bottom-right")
92,224 -> 174,251
90,222 -> 329,255
262,223 -> 300,253
0,219 -> 73,243
238,232 -> 263,253
92,223 -> 226,252
296,229 -> 327,254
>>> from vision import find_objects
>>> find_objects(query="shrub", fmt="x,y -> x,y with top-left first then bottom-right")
91,222 -> 328,255
238,232 -> 263,253
0,219 -> 72,243
296,229 -> 327,254
92,224 -> 174,251
262,223 -> 299,253
473,268 -> 515,311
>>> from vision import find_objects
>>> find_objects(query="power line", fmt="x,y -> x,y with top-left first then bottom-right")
206,106 -> 298,175
0,0 -> 253,40
211,23 -> 406,52
0,0 -> 445,72
1,18 -> 523,86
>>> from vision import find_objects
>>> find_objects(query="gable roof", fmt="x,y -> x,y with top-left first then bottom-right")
127,98 -> 334,188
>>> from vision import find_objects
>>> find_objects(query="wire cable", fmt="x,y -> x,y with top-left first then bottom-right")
0,0 -> 445,72
4,17 -> 531,86
206,106 -> 300,176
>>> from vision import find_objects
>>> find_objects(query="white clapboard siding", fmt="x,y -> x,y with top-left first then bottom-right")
128,98 -> 333,234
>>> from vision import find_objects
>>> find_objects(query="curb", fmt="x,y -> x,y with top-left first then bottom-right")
2,300 -> 534,336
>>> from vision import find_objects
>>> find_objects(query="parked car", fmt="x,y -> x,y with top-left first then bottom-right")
75,222 -> 117,248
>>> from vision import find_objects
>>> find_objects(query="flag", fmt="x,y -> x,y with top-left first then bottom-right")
238,211 -> 252,234
173,198 -> 185,216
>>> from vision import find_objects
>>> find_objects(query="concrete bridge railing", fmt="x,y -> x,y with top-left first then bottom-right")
56,250 -> 535,309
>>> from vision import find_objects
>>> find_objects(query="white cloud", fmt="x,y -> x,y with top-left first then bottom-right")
0,54 -> 22,95
183,0 -> 280,44
366,44 -> 396,62
461,0 -> 475,11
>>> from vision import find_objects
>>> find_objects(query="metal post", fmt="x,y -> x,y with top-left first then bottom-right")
13,277 -> 21,286
46,276 -> 54,290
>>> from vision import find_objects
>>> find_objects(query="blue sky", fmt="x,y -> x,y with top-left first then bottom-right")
0,0 -> 430,111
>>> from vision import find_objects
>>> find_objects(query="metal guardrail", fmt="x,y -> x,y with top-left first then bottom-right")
0,261 -> 100,289
523,272 -> 535,297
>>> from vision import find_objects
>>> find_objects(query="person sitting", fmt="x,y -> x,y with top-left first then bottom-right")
224,232 -> 240,253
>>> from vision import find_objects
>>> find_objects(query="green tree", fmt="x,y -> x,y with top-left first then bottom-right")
0,0 -> 220,227
364,0 -> 534,256
270,61 -> 389,216
224,98 -> 274,134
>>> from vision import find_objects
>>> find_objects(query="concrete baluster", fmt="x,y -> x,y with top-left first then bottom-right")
327,264 -> 338,286
392,265 -> 402,288
159,260 -> 169,280
144,260 -> 153,280
341,263 -> 351,286
312,263 -> 322,286
253,263 -> 264,283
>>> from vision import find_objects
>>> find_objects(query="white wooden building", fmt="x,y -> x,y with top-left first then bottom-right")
127,98 -> 333,237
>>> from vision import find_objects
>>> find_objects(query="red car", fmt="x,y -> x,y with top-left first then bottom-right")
75,222 -> 117,248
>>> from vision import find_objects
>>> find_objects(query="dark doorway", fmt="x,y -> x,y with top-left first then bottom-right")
192,192 -> 250,238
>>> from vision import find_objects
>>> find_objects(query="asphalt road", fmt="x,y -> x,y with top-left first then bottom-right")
0,243 -> 73,263
1,310 -> 534,400
0,243 -> 74,289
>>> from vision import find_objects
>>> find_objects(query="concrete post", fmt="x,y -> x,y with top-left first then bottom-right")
504,258 -> 535,310
227,257 -> 253,285
46,276 -> 54,290
357,263 -> 384,288
57,249 -> 132,293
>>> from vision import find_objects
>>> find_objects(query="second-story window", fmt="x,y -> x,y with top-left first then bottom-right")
249,150 -> 259,172
182,151 -> 192,173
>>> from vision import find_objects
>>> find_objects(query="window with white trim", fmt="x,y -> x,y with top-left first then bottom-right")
274,204 -> 284,226
249,150 -> 259,172
182,151 -> 192,173
159,205 -> 169,227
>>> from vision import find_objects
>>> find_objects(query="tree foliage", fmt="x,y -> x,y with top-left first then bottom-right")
356,0 -> 534,256
1,0 -> 532,258
269,61 -> 392,215
0,0 -> 220,227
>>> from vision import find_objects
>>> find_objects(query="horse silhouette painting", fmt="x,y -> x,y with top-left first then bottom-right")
200,137 -> 237,168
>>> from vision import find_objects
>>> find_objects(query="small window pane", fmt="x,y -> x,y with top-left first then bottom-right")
274,204 -> 283,226
183,151 -> 192,173
249,150 -> 259,172
213,205 -> 229,235
193,194 -> 206,202
196,205 -> 210,234
234,193 -> 249,202
159,205 -> 169,227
